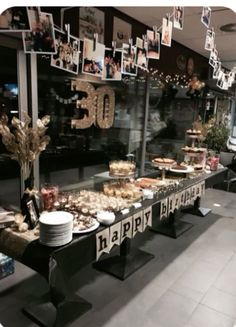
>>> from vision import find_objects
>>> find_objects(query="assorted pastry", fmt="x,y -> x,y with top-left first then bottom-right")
109,160 -> 136,176
186,128 -> 202,136
135,177 -> 162,189
103,181 -> 142,201
171,164 -> 188,171
182,146 -> 207,153
73,215 -> 96,231
152,157 -> 176,168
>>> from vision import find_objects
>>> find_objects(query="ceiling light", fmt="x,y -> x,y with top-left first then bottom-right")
220,23 -> 236,32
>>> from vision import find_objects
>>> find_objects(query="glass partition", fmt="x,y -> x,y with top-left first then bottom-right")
145,79 -> 207,173
37,58 -> 146,190
0,46 -> 21,206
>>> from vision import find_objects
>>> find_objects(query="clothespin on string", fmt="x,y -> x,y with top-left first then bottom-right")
65,23 -> 70,43
93,33 -> 98,51
128,38 -> 133,55
142,34 -> 148,51
153,25 -> 158,40
166,13 -> 170,26
112,41 -> 116,57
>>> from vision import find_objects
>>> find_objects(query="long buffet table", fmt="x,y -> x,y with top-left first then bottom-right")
0,168 -> 228,327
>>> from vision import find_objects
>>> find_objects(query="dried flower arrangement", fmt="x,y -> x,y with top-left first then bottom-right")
0,112 -> 50,181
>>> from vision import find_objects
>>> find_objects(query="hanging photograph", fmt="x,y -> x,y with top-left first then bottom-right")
121,43 -> 137,76
212,60 -> 221,79
136,37 -> 148,69
113,17 -> 132,49
217,72 -> 229,90
23,9 -> 56,54
205,29 -> 215,51
146,30 -> 160,60
79,7 -> 104,44
201,7 -> 211,28
228,71 -> 235,87
209,47 -> 218,68
102,48 -> 122,80
173,7 -> 184,30
51,28 -> 80,75
82,38 -> 105,77
0,7 -> 31,31
161,17 -> 173,47
216,70 -> 225,89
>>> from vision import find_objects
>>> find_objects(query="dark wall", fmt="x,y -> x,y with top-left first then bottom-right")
42,6 -> 209,79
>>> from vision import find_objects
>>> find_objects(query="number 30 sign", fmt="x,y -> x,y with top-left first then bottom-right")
71,80 -> 115,129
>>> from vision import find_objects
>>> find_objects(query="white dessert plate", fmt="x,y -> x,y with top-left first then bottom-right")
39,211 -> 73,225
170,166 -> 194,173
73,219 -> 100,234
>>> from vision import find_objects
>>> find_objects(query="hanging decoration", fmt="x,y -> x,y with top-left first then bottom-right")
71,80 -> 115,129
186,75 -> 205,97
200,6 -> 236,90
161,15 -> 173,47
95,86 -> 115,129
146,29 -> 160,60
50,88 -> 79,104
51,26 -> 80,75
173,7 -> 184,30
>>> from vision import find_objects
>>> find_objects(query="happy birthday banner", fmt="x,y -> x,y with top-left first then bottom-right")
96,206 -> 152,260
160,181 -> 205,220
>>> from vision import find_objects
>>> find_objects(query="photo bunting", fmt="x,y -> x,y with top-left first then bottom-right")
23,8 -> 56,54
113,17 -> 132,49
79,7 -> 104,44
146,30 -> 160,60
96,206 -> 152,261
205,29 -> 215,51
51,28 -> 80,75
121,43 -> 137,76
82,38 -> 105,78
136,37 -> 148,69
0,7 -> 31,31
102,48 -> 123,81
173,6 -> 184,30
201,7 -> 211,28
160,182 -> 205,220
161,17 -> 173,47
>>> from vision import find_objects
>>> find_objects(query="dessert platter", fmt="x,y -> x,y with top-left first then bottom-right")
103,181 -> 142,202
109,160 -> 136,178
170,164 -> 194,174
73,215 -> 99,234
182,127 -> 207,171
135,177 -> 164,189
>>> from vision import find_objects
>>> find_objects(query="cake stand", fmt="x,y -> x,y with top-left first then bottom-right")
152,160 -> 176,181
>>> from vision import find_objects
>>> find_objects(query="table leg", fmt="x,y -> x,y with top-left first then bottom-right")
93,238 -> 154,281
23,258 -> 92,326
150,209 -> 193,239
182,196 -> 211,217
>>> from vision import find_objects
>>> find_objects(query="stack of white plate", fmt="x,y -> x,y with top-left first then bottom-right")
39,211 -> 73,247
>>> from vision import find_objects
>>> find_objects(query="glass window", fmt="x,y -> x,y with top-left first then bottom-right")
0,46 -> 21,206
37,58 -> 146,190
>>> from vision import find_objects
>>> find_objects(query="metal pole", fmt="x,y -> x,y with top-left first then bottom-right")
140,75 -> 150,176
30,54 -> 40,191
17,50 -> 28,196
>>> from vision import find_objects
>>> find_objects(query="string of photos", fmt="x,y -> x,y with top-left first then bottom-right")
201,6 -> 236,91
0,6 -> 235,90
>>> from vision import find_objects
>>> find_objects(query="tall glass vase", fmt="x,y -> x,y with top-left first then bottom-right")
20,168 -> 39,229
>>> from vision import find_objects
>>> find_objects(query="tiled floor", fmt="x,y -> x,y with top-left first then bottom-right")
1,188 -> 236,327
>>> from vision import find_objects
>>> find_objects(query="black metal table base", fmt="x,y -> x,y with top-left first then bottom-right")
182,206 -> 212,217
23,293 -> 92,327
182,197 -> 212,217
151,220 -> 193,239
93,247 -> 154,281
